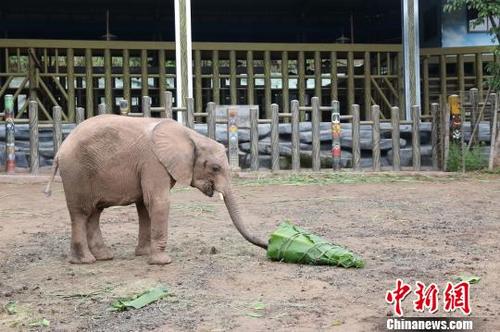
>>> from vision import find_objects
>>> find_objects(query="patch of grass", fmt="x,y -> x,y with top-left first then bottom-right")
234,172 -> 457,187
172,203 -> 215,216
446,142 -> 488,172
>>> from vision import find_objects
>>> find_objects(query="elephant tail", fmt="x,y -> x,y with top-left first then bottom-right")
43,155 -> 59,197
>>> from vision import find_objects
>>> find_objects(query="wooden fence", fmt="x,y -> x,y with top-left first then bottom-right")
8,91 -> 445,175
4,88 -> 499,175
0,39 -> 496,123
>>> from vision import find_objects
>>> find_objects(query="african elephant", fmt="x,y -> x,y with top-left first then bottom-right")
44,115 -> 267,265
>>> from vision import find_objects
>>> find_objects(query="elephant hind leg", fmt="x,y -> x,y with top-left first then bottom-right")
87,209 -> 114,261
69,211 -> 96,264
135,201 -> 151,256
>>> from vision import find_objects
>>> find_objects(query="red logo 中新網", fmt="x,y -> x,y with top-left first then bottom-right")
385,279 -> 471,316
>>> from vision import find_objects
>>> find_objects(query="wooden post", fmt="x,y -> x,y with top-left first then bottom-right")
457,54 -> 465,94
460,95 -> 466,173
347,51 -> 355,115
4,94 -> 15,173
264,51 -> 272,119
443,100 -> 451,171
123,49 -> 131,112
29,100 -> 39,175
76,107 -> 85,125
331,100 -> 341,171
391,106 -> 401,171
475,53 -> 483,99
330,51 -> 338,102
119,99 -> 129,116
291,99 -> 300,171
246,51 -> 254,105
364,52 -> 371,120
271,103 -> 280,172
281,51 -> 289,115
28,49 -> 38,104
250,106 -> 259,171
194,49 -> 202,114
104,49 -> 113,113
207,102 -> 216,140
352,104 -> 361,170
165,91 -> 173,119
412,105 -> 421,171
372,104 -> 381,171
53,106 -> 63,155
488,93 -> 498,171
85,48 -> 94,118
470,88 -> 479,145
298,51 -> 305,111
229,50 -> 237,105
314,51 -> 321,106
212,50 -> 220,104
431,102 -> 439,170
423,55 -> 430,115
67,48 -> 75,122
311,96 -> 321,171
398,52 -> 405,115
186,97 -> 194,129
98,103 -> 107,115
141,49 -> 148,99
227,106 -> 240,170
142,96 -> 151,118
440,55 -> 447,105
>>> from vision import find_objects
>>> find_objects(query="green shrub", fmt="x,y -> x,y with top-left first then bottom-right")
446,142 -> 487,172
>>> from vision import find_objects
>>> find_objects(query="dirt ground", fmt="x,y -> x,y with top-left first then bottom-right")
0,172 -> 499,331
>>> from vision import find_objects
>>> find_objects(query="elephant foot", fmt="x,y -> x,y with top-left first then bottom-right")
91,246 -> 114,261
69,253 -> 96,264
148,252 -> 172,265
135,245 -> 150,256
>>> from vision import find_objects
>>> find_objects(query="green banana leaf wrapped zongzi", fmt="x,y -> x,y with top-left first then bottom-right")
267,222 -> 364,268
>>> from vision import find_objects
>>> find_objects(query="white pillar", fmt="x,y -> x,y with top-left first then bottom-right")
174,0 -> 193,123
402,0 -> 421,120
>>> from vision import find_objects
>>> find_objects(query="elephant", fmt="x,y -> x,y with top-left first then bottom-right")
44,114 -> 267,265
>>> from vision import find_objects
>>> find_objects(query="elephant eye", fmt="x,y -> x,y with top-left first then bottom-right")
211,165 -> 221,173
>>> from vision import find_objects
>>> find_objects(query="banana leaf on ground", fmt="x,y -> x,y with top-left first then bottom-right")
267,222 -> 364,268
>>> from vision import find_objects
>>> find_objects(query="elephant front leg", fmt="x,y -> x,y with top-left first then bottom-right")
135,201 -> 151,256
147,198 -> 172,265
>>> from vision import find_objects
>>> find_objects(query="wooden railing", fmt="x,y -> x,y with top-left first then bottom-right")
0,39 -> 495,123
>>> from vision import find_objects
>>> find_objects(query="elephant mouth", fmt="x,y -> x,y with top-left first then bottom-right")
202,181 -> 215,197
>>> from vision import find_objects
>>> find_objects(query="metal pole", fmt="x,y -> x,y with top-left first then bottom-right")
174,0 -> 193,123
402,0 -> 421,120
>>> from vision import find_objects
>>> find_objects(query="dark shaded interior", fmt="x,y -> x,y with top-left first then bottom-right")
0,0 -> 441,45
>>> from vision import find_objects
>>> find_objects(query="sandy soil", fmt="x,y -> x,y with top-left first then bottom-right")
0,172 -> 499,331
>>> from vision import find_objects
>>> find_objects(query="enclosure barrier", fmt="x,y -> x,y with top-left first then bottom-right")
0,40 -> 495,124
2,87 -> 499,174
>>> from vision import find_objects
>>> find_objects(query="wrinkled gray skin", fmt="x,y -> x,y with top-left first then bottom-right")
44,115 -> 267,265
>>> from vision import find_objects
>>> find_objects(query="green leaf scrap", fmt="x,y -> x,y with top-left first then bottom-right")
29,319 -> 50,327
5,301 -> 16,315
455,274 -> 481,284
111,285 -> 169,312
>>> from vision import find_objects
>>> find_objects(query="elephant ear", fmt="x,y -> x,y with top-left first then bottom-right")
151,120 -> 194,186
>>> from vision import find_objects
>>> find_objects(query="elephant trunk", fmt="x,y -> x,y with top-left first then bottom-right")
222,187 -> 268,250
